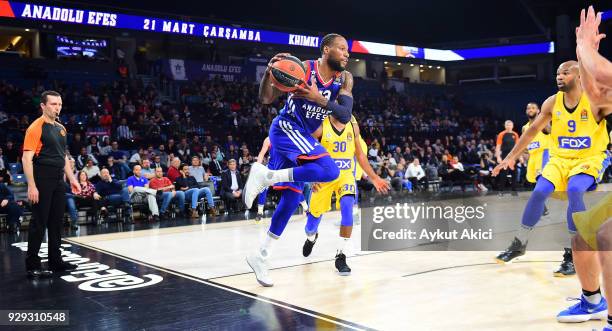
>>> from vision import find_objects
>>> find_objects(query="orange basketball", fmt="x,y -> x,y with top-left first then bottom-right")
269,55 -> 306,92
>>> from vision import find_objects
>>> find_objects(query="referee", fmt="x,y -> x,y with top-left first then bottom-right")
22,90 -> 80,278
495,120 -> 519,191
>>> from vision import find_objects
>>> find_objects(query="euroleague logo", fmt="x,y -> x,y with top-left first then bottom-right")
12,242 -> 163,292
59,129 -> 66,137
580,109 -> 588,121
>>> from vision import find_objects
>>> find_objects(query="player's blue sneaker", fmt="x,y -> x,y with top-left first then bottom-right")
557,295 -> 608,323
602,325 -> 612,331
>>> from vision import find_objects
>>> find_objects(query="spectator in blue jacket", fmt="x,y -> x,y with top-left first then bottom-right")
95,168 -> 130,218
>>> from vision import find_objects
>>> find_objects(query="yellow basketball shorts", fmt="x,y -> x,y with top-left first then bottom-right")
526,149 -> 549,183
309,171 -> 356,218
541,153 -> 609,191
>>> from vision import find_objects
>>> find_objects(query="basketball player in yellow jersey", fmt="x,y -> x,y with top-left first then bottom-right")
493,61 -> 610,278
331,134 -> 369,227
302,115 -> 389,275
522,102 -> 551,185
522,102 -> 552,215
555,6 -> 612,329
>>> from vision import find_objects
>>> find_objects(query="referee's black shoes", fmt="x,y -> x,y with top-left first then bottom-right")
26,268 -> 53,278
49,261 -> 78,272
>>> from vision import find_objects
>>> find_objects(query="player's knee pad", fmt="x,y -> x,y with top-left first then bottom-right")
340,195 -> 355,227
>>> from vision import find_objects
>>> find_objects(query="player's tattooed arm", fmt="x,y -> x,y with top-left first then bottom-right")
339,71 -> 354,97
324,71 -> 354,124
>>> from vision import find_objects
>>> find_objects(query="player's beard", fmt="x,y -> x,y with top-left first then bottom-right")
327,57 -> 345,72
558,79 -> 575,92
526,113 -> 536,121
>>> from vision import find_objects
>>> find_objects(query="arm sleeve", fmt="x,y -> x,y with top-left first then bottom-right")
326,94 -> 353,124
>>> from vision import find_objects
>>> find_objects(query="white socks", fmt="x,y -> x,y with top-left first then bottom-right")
257,205 -> 264,214
267,168 -> 291,184
300,200 -> 309,211
260,233 -> 278,260
337,236 -> 350,255
583,292 -> 602,305
306,233 -> 316,242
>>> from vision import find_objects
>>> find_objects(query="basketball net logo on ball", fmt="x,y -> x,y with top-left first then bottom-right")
270,55 -> 306,92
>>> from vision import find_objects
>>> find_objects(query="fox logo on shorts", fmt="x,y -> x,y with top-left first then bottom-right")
334,158 -> 352,170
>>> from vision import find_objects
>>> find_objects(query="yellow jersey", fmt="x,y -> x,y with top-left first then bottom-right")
522,121 -> 550,155
321,117 -> 356,175
550,91 -> 609,159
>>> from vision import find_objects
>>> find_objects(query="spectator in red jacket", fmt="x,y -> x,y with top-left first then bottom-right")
149,167 -> 185,218
167,157 -> 181,183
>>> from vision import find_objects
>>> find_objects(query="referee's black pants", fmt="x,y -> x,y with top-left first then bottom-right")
26,165 -> 66,270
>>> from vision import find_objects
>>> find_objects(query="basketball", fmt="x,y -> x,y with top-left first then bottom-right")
269,55 -> 307,92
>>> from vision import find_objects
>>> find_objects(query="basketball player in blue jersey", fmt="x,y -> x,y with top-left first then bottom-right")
245,33 -> 354,287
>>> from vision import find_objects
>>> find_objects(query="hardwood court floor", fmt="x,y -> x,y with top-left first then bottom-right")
67,188 -> 611,331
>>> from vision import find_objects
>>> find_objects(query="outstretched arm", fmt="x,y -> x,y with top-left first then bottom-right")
493,95 -> 554,176
576,6 -> 612,110
352,119 -> 389,194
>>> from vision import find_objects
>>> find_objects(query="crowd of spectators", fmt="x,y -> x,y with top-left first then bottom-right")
1,74 -> 610,232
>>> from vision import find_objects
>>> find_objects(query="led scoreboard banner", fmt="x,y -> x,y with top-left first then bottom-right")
0,1 -> 322,48
0,1 -> 573,61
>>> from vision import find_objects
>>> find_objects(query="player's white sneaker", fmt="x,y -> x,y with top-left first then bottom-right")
244,162 -> 272,209
246,252 -> 273,287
